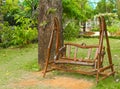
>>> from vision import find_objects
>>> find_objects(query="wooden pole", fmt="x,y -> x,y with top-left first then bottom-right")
102,16 -> 114,73
43,30 -> 55,77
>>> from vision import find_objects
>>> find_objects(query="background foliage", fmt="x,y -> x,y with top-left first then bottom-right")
0,0 -> 38,47
0,0 -> 120,47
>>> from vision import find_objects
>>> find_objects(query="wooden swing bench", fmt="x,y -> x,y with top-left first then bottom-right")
43,16 -> 115,83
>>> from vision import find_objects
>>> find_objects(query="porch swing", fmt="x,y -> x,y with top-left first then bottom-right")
43,16 -> 115,82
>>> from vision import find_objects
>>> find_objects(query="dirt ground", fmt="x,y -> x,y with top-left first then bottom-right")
11,71 -> 94,89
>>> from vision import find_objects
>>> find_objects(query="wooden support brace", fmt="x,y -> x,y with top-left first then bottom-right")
52,66 -> 97,75
99,64 -> 114,72
101,71 -> 115,80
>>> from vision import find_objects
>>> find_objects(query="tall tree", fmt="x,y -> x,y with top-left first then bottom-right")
116,0 -> 120,19
0,0 -> 3,43
1,0 -> 21,26
0,0 -> 2,21
95,0 -> 116,14
38,0 -> 63,69
21,0 -> 39,18
62,0 -> 93,32
0,0 -> 3,29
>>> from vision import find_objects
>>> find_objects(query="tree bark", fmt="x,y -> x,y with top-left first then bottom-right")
38,0 -> 63,69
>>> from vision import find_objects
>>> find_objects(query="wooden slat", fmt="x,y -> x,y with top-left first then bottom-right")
74,47 -> 78,61
67,45 -> 71,58
63,45 -> 67,57
94,48 -> 99,59
87,48 -> 92,59
54,59 -> 94,66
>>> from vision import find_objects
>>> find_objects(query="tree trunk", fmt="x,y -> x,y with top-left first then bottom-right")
38,0 -> 63,69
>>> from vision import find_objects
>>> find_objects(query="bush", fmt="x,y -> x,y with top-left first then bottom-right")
91,26 -> 99,32
11,26 -> 37,46
0,22 -> 13,47
107,19 -> 120,35
63,21 -> 79,40
108,25 -> 119,35
0,17 -> 38,48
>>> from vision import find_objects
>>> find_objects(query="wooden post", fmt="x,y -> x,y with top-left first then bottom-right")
102,16 -> 114,73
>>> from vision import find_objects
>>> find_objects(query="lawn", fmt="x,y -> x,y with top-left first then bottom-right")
0,38 -> 120,89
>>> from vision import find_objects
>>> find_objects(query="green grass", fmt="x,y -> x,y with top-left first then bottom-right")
0,44 -> 39,88
0,38 -> 120,89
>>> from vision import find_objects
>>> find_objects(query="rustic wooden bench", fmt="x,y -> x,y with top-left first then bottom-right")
43,16 -> 115,83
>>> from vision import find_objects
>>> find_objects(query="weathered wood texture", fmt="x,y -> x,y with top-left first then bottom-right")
38,0 -> 63,69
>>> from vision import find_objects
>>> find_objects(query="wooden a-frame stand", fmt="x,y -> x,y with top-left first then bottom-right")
43,16 -> 115,83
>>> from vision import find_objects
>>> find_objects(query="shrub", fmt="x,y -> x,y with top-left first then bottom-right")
107,19 -> 120,35
11,26 -> 37,46
0,22 -> 13,47
63,21 -> 79,40
91,26 -> 99,32
0,17 -> 38,48
108,25 -> 119,35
